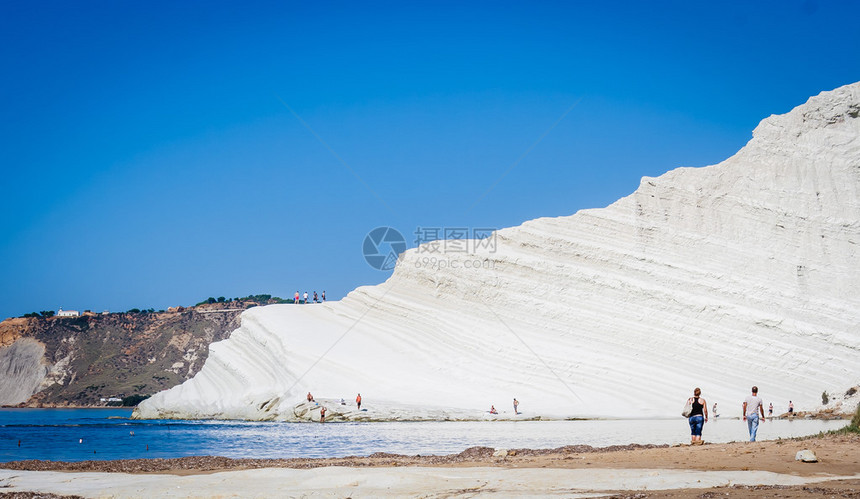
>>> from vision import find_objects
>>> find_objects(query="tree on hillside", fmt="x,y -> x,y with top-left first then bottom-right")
122,394 -> 150,407
39,310 -> 55,318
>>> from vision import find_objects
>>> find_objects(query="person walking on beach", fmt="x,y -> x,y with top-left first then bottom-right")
686,388 -> 708,444
356,393 -> 362,410
513,398 -> 519,415
743,386 -> 765,442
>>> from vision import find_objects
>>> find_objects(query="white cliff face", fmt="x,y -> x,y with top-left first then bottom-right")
135,82 -> 860,421
0,338 -> 47,406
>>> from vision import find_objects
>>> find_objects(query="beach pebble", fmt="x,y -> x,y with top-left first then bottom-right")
794,449 -> 818,462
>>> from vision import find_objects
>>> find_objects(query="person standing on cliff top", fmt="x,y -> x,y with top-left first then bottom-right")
313,291 -> 318,303
356,393 -> 362,410
513,398 -> 519,415
294,291 -> 299,304
320,406 -> 326,423
303,291 -> 308,304
322,290 -> 326,302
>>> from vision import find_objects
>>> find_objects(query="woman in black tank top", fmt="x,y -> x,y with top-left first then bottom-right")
687,387 -> 709,445
690,397 -> 704,417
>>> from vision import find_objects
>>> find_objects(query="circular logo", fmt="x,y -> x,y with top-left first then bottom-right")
363,227 -> 406,270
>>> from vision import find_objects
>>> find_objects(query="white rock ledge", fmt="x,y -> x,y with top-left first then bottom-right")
2,468 -> 859,498
134,82 -> 860,422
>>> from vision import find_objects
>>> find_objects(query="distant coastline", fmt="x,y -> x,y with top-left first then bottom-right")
0,296 -> 293,409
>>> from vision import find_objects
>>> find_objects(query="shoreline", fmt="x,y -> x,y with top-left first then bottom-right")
3,431 -> 857,475
4,402 -> 852,423
1,405 -> 132,410
1,433 -> 858,497
129,402 -> 856,423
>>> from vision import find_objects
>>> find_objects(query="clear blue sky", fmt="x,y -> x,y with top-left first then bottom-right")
2,1 -> 858,318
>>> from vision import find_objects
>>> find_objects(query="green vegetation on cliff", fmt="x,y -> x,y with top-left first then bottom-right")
195,294 -> 292,306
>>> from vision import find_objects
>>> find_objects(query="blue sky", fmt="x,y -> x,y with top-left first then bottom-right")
2,1 -> 858,318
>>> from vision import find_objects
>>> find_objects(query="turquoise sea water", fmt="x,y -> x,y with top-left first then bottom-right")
0,409 -> 849,462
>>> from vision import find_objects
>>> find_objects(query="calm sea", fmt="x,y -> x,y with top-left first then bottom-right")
0,408 -> 848,463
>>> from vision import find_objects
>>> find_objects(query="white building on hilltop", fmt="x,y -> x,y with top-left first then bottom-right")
56,308 -> 80,317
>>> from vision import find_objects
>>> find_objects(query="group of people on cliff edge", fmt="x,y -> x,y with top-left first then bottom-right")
294,290 -> 325,304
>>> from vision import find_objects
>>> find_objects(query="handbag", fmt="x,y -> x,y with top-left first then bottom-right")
681,398 -> 693,417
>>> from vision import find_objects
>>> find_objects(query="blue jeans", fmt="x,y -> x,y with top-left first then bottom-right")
747,413 -> 760,441
688,415 -> 704,436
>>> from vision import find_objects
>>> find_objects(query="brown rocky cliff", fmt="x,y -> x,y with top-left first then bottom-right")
0,317 -> 33,349
0,306 -> 251,407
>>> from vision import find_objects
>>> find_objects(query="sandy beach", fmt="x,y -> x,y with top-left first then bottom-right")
1,432 -> 858,497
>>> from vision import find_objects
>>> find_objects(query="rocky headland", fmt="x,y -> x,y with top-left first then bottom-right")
0,299 -> 280,407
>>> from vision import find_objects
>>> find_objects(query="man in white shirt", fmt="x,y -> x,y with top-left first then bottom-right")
742,385 -> 766,442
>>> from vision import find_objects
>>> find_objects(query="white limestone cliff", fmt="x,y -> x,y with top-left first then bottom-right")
134,82 -> 860,421
0,338 -> 47,406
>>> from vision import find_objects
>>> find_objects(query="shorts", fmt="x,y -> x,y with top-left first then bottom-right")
688,415 -> 704,436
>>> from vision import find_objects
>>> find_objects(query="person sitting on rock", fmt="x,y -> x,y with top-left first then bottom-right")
307,392 -> 314,403
489,405 -> 497,414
